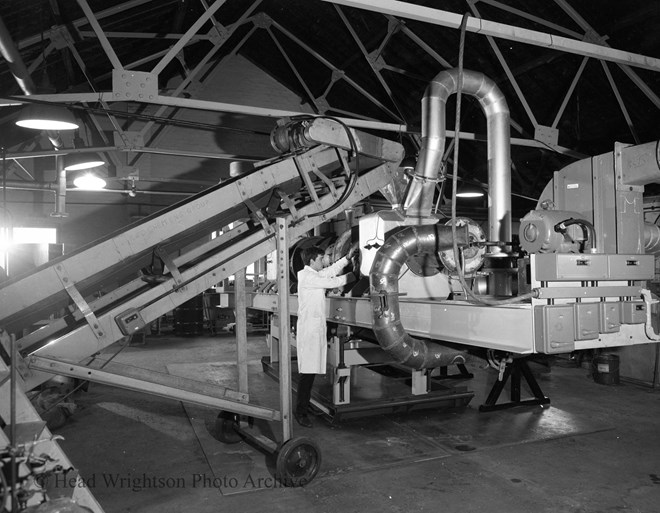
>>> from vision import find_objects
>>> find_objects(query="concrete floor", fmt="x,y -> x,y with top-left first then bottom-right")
51,333 -> 660,513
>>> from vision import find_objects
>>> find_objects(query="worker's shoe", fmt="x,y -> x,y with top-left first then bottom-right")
294,412 -> 313,428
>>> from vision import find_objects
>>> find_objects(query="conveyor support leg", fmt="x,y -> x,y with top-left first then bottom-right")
479,357 -> 550,412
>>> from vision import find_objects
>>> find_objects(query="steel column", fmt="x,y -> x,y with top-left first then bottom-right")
235,267 -> 249,395
276,217 -> 293,442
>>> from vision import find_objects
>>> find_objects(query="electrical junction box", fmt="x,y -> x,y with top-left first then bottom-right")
116,309 -> 146,335
607,255 -> 654,280
534,253 -> 609,281
534,304 -> 575,353
573,303 -> 599,340
620,301 -> 646,324
599,302 -> 621,333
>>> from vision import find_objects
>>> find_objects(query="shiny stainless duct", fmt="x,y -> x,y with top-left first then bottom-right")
644,222 -> 660,255
0,15 -> 36,95
370,224 -> 470,369
403,68 -> 511,246
0,14 -> 64,150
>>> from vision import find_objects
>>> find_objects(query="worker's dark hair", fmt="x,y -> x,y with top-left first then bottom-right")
301,246 -> 325,266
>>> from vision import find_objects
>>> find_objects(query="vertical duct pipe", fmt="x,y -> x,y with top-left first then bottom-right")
370,69 -> 511,369
0,15 -> 65,149
0,14 -> 67,214
53,155 -> 68,217
0,15 -> 37,95
403,68 -> 512,246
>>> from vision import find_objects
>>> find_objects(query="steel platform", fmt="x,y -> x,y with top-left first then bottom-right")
261,357 -> 474,424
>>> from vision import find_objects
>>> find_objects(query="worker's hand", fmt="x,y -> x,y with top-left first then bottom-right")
347,245 -> 358,260
344,272 -> 357,283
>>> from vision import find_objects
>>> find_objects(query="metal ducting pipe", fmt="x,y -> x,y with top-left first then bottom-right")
403,68 -> 511,246
369,224 -> 470,369
0,14 -> 64,150
644,222 -> 660,255
0,15 -> 36,95
0,13 -> 68,218
53,156 -> 67,217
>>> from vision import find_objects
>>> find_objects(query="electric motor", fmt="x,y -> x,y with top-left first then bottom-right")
270,119 -> 316,154
519,209 -> 585,253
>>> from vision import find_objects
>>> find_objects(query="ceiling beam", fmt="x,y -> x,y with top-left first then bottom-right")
77,31 -> 213,41
600,61 -> 640,144
468,0 -> 538,128
17,0 -> 176,49
322,0 -> 660,73
76,0 -> 124,70
552,0 -> 660,109
151,0 -> 227,75
478,0 -> 583,39
551,56 -> 588,129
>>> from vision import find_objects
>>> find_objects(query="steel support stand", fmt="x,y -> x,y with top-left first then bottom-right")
479,357 -> 551,412
435,363 -> 474,380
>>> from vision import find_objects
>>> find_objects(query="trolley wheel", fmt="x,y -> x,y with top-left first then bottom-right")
276,437 -> 322,487
214,410 -> 242,444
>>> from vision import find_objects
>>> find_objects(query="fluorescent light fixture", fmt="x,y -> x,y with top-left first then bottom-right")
16,103 -> 79,131
73,172 -> 107,190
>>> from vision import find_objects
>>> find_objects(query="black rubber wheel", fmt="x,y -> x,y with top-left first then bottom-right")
214,411 -> 242,444
275,437 -> 322,487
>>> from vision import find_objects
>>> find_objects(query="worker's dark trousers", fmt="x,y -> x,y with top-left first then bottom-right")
296,374 -> 316,414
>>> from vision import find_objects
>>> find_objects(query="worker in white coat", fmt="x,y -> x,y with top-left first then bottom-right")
295,244 -> 356,427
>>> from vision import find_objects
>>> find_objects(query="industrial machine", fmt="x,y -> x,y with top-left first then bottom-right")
2,67 -> 660,501
253,68 -> 660,418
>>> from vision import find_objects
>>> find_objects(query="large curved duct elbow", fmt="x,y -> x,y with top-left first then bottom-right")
370,224 -> 470,369
404,69 -> 511,246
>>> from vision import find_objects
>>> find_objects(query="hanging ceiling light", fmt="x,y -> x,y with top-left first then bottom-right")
15,102 -> 79,131
72,170 -> 107,190
455,183 -> 485,198
63,151 -> 105,172
63,136 -> 106,172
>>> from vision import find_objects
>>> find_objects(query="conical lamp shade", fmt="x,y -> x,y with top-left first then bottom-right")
456,183 -> 485,198
63,151 -> 105,171
16,103 -> 79,131
73,171 -> 107,190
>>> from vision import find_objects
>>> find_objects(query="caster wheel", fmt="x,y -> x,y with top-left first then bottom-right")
214,410 -> 242,444
276,437 -> 322,487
